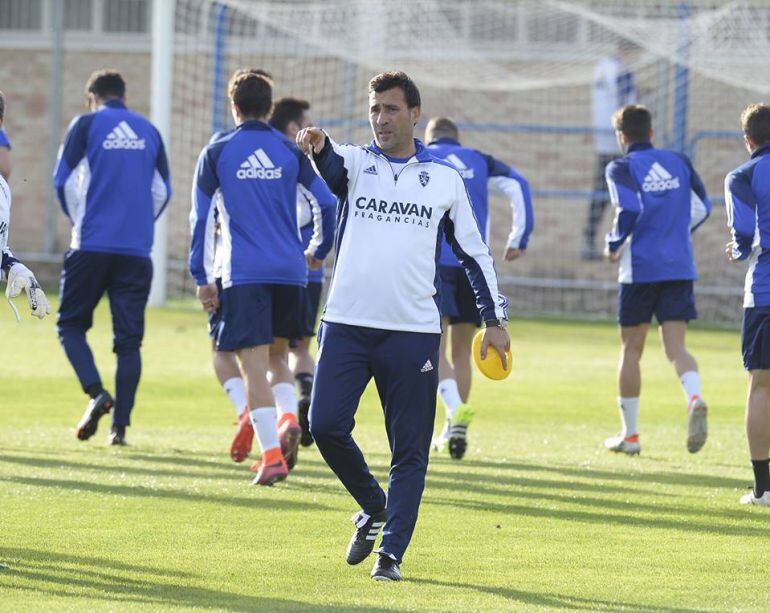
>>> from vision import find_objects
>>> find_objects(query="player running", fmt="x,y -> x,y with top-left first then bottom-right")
0,90 -> 50,322
269,97 -> 331,448
425,117 -> 533,459
725,103 -> 770,506
602,105 -> 710,456
53,70 -> 171,445
297,71 -> 509,581
190,71 -> 334,486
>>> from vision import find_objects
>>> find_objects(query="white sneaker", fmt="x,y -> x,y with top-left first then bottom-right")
432,419 -> 451,452
740,490 -> 770,506
686,396 -> 708,454
604,434 -> 641,455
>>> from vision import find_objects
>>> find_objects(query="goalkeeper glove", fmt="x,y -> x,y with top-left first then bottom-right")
6,263 -> 50,320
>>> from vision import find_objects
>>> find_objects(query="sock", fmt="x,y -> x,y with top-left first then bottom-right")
618,397 -> 640,438
438,378 -> 462,419
752,459 -> 770,498
249,407 -> 280,454
223,377 -> 247,417
295,372 -> 314,399
680,371 -> 702,404
85,382 -> 104,399
272,382 -> 298,418
114,350 -> 141,427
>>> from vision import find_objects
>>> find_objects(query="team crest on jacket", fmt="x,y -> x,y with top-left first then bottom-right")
419,170 -> 430,187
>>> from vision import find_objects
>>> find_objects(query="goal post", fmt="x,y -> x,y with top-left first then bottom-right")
148,0 -> 175,307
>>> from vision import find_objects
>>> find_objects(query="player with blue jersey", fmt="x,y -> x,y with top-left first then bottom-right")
269,97 -> 331,448
0,90 -> 50,322
190,71 -> 334,486
725,103 -> 770,506
53,70 -> 171,446
297,72 -> 509,581
603,105 -> 710,456
425,117 -> 533,460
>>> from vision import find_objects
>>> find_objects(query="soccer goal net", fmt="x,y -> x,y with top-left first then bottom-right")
166,0 -> 770,325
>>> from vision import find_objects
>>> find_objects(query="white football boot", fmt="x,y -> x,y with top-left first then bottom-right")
686,396 -> 708,454
740,490 -> 770,506
604,434 -> 641,455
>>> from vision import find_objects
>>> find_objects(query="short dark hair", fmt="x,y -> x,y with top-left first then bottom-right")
269,98 -> 310,134
228,70 -> 272,118
85,69 -> 126,100
741,103 -> 770,147
368,71 -> 421,108
425,117 -> 458,141
611,104 -> 652,143
0,90 -> 5,122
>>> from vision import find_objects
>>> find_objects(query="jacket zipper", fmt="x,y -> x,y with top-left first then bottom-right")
369,150 -> 422,186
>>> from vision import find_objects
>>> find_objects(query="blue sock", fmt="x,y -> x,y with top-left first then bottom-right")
114,350 -> 141,427
58,327 -> 101,393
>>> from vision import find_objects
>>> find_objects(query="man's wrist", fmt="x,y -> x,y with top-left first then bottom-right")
484,318 -> 507,330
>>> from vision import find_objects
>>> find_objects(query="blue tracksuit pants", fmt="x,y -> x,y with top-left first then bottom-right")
309,321 -> 440,563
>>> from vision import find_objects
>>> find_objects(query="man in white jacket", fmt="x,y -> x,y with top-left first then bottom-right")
297,71 -> 509,581
0,90 -> 50,322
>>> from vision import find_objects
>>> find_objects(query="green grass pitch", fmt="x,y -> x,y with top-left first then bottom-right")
0,301 -> 766,611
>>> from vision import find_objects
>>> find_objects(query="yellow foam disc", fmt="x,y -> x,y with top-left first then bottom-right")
472,329 -> 512,380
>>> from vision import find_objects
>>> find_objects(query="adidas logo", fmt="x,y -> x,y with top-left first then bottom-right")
363,164 -> 378,175
420,360 -> 434,373
366,521 -> 385,541
446,153 -> 475,179
642,162 -> 680,192
237,148 -> 283,180
102,121 -> 146,150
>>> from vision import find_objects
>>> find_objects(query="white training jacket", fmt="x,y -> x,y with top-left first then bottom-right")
310,135 -> 507,334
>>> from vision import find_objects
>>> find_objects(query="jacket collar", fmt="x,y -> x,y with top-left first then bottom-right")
101,99 -> 127,110
238,119 -> 272,131
627,141 -> 653,153
366,138 -> 433,163
751,143 -> 770,159
427,137 -> 461,147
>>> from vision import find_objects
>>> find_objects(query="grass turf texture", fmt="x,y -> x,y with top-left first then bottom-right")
0,301 -> 765,612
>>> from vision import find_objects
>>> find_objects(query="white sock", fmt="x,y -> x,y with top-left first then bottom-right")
249,407 -> 280,453
222,377 -> 247,417
680,371 -> 702,404
618,397 -> 640,438
272,382 -> 298,419
438,378 -> 463,419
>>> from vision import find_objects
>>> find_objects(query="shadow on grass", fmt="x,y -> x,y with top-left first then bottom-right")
0,453 -> 248,483
0,475 -> 330,512
0,548 -> 390,612
0,547 -> 193,578
410,577 -> 707,612
427,495 -> 765,538
428,457 -> 747,490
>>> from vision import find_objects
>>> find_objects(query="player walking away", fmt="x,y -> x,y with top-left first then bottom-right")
603,105 -> 710,456
425,117 -> 532,460
53,70 -> 171,446
270,97 -> 333,448
297,71 -> 510,581
725,103 -> 770,506
0,123 -> 11,179
584,40 -> 637,260
0,90 -> 50,321
190,71 -> 334,486
196,69 -> 284,465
